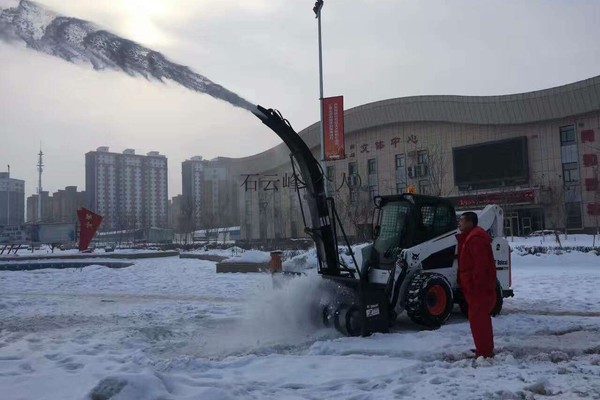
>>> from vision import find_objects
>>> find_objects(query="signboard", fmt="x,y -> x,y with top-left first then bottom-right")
32,223 -> 76,244
322,95 -> 345,161
452,190 -> 535,209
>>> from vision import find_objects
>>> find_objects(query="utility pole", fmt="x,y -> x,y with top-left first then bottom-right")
313,0 -> 327,195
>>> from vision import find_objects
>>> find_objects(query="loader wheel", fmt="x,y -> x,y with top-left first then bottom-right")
458,280 -> 503,318
405,273 -> 453,329
491,281 -> 504,317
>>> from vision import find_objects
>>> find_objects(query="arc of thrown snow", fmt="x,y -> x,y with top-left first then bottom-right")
0,0 -> 256,112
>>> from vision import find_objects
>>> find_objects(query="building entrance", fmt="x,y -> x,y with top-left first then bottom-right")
503,207 -> 545,237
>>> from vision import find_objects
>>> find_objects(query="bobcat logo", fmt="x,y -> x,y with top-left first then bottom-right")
412,253 -> 420,261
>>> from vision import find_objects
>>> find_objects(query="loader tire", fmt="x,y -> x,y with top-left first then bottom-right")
491,281 -> 504,317
405,272 -> 453,329
458,280 -> 503,318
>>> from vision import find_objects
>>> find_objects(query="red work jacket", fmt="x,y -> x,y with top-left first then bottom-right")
456,226 -> 497,299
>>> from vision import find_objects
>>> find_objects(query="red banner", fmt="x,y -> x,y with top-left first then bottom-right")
77,208 -> 103,252
322,96 -> 345,161
453,190 -> 535,209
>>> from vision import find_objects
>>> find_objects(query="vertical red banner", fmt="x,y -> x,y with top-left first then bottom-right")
322,95 -> 345,161
77,208 -> 103,252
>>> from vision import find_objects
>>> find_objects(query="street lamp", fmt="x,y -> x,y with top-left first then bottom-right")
6,164 -> 9,226
313,0 -> 327,195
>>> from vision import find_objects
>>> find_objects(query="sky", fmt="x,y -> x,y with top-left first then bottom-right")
1,0 -> 599,199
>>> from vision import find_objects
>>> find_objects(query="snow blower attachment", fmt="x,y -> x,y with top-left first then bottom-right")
253,105 -> 513,337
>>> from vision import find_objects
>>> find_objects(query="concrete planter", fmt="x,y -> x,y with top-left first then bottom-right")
215,262 -> 269,273
179,254 -> 228,262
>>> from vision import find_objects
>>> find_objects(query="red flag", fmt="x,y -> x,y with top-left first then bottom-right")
322,96 -> 345,161
77,208 -> 103,252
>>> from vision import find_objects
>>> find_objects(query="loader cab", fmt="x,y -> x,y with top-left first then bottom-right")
372,194 -> 457,266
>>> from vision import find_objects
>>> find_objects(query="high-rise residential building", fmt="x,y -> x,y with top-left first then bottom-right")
0,171 -> 25,226
168,194 -> 184,232
85,147 -> 168,231
26,191 -> 51,223
27,186 -> 86,224
52,186 -> 87,223
181,156 -> 205,230
181,156 -> 239,231
144,151 -> 169,229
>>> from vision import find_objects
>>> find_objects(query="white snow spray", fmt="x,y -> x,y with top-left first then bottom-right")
200,273 -> 343,358
0,0 -> 255,112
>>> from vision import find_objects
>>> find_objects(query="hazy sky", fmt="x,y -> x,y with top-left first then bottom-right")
1,0 -> 599,199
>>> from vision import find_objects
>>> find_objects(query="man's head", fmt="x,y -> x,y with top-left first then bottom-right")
458,211 -> 478,233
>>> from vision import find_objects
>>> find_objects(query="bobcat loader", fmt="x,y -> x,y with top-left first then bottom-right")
253,105 -> 513,336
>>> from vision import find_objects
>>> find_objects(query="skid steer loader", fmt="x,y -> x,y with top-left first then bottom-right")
253,105 -> 513,336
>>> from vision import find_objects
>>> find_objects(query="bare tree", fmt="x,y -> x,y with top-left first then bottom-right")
539,179 -> 574,246
424,144 -> 453,197
179,198 -> 197,244
333,181 -> 373,243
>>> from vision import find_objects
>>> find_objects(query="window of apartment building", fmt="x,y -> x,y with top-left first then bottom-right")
326,165 -> 335,192
368,158 -> 377,175
348,162 -> 358,177
395,154 -> 407,189
367,158 -> 378,197
417,150 -> 429,165
395,154 -> 405,169
419,179 -> 431,195
560,126 -> 576,145
562,163 -> 580,183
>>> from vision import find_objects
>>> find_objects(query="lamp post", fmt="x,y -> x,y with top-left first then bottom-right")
313,0 -> 327,195
6,164 -> 10,226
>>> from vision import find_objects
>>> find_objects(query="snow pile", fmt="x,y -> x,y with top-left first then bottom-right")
282,247 -> 319,272
220,249 -> 270,264
282,243 -> 371,273
509,233 -> 597,248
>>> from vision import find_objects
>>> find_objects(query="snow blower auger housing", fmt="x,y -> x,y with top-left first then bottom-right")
253,105 -> 514,337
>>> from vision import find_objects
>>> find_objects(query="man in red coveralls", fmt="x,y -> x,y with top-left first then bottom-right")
457,212 -> 497,358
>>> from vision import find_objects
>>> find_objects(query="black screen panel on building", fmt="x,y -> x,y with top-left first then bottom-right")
453,137 -> 529,189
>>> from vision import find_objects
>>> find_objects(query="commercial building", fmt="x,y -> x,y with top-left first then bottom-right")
230,75 -> 600,239
85,147 -> 168,231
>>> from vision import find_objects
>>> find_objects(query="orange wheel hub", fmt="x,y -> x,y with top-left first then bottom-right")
426,285 -> 447,316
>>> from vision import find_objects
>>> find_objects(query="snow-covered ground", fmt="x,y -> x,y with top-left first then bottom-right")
0,247 -> 173,258
1,252 -> 599,399
508,233 -> 599,248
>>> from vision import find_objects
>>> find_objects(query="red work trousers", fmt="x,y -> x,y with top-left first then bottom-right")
465,291 -> 495,358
